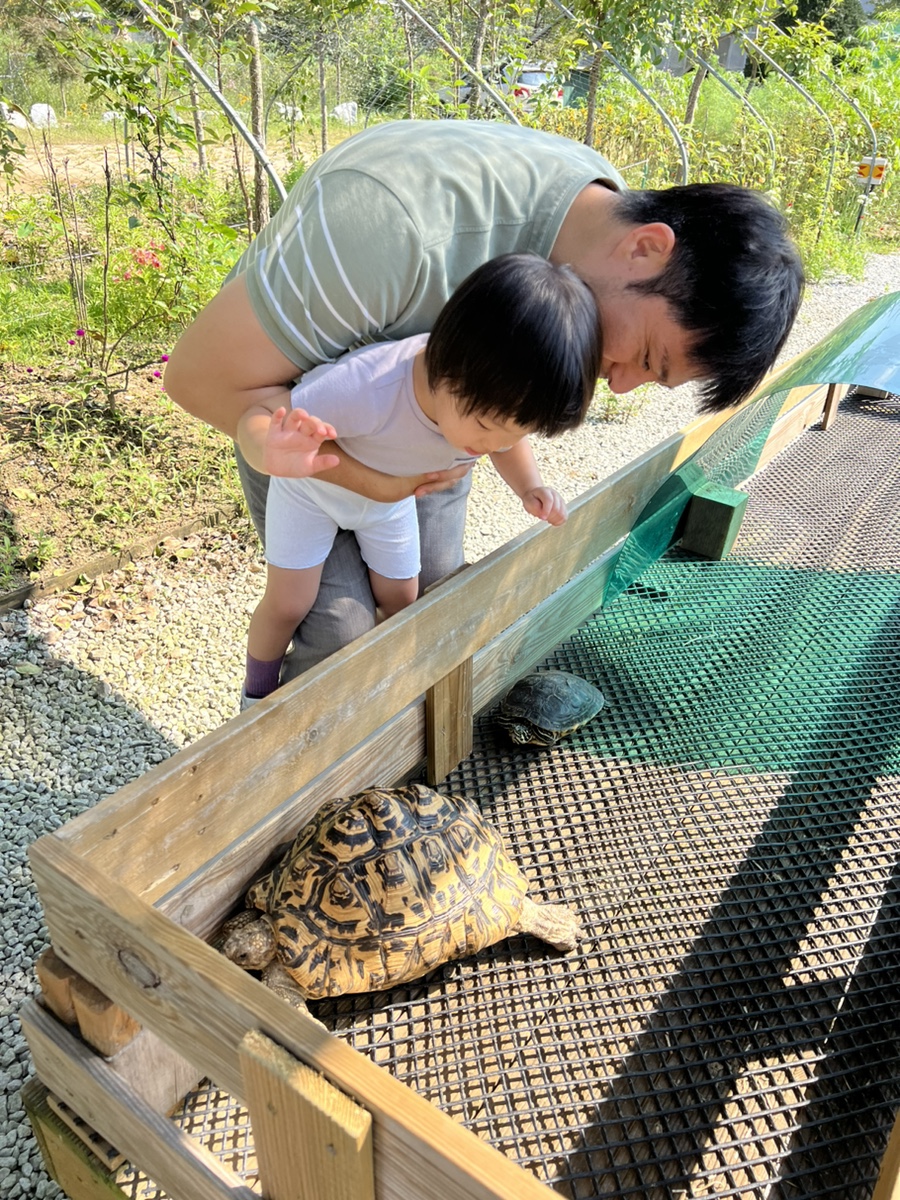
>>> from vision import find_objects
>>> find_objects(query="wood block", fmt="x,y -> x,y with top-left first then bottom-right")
426,657 -> 473,785
240,1029 -> 375,1200
35,947 -> 80,1026
70,975 -> 142,1058
21,1078 -> 126,1200
680,483 -> 749,560
101,1024 -> 204,1116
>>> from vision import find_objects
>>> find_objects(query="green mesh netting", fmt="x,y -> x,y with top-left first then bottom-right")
603,289 -> 900,606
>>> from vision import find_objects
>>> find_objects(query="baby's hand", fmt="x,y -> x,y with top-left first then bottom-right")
263,407 -> 340,478
522,486 -> 567,527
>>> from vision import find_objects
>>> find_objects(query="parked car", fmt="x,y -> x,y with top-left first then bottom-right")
438,63 -> 562,113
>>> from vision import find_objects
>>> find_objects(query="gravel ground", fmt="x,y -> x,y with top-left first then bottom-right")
1,248 -> 898,1198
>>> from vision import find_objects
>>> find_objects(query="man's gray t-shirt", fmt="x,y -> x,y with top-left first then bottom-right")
229,120 -> 624,372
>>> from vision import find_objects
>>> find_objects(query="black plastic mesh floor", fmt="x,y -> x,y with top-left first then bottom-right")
123,390 -> 900,1199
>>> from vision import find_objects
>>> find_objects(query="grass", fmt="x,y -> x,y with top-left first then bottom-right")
0,362 -> 245,599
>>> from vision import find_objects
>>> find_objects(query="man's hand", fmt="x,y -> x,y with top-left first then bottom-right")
263,407 -> 341,478
521,486 -> 567,527
411,462 -> 475,499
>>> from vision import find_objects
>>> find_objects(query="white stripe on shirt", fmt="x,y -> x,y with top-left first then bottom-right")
314,178 -> 380,329
257,246 -> 330,363
274,225 -> 347,354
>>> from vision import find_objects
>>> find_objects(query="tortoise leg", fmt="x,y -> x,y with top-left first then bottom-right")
513,896 -> 583,952
261,962 -> 324,1026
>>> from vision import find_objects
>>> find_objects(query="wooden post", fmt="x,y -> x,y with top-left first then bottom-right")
821,382 -> 850,431
426,657 -> 474,785
873,1110 -> 900,1200
240,1029 -> 375,1200
680,483 -> 749,560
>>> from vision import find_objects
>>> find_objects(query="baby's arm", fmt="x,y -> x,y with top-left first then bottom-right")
237,402 -> 340,478
489,440 -> 567,527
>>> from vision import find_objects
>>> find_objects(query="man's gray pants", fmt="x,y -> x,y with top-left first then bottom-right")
235,448 -> 471,682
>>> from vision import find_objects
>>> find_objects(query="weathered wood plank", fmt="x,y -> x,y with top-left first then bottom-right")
22,1001 -> 258,1200
240,1029 -> 375,1200
426,657 -> 473,785
29,836 -> 553,1200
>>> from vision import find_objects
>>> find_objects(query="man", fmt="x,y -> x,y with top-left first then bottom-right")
165,119 -> 803,681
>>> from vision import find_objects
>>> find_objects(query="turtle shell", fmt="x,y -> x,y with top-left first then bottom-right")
497,670 -> 604,746
246,783 -> 530,1000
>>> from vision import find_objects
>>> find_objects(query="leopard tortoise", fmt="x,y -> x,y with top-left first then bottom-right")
221,783 -> 582,1012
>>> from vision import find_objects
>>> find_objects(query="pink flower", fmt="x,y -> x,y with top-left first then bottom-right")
160,354 -> 169,362
68,339 -> 75,345
76,329 -> 85,337
153,370 -> 161,378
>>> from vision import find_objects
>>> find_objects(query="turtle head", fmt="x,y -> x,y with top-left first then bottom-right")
221,910 -> 277,970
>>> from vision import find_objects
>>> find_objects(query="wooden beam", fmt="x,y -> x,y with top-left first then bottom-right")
29,382 -> 831,938
240,1029 -> 375,1200
426,657 -> 473,785
22,1001 -> 258,1200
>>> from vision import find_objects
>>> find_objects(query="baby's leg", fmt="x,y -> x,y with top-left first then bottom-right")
356,499 -> 421,620
368,571 -> 419,619
246,564 -> 324,699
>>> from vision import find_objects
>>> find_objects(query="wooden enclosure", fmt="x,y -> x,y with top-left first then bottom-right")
23,375 -> 887,1200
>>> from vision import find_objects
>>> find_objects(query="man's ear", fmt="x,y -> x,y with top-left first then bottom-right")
620,222 -> 676,279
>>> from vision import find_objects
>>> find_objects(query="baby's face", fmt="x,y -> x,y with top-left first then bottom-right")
432,386 -> 531,457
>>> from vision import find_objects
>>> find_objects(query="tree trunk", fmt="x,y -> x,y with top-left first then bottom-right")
184,14 -> 207,174
248,18 -> 269,232
318,33 -> 328,156
467,0 -> 491,115
217,47 -> 252,239
584,50 -> 603,148
684,64 -> 708,125
403,10 -> 415,119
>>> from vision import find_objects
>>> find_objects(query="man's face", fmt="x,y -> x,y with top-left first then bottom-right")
594,290 -> 700,395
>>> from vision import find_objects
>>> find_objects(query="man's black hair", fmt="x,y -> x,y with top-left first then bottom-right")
617,184 -> 804,411
424,253 -> 600,437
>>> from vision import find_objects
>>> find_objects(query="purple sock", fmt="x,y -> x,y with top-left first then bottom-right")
244,652 -> 284,699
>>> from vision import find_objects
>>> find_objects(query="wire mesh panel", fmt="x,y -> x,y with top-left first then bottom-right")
316,390 -> 900,1197
125,390 -> 900,1199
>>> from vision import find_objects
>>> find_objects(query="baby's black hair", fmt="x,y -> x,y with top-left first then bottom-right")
424,253 -> 601,437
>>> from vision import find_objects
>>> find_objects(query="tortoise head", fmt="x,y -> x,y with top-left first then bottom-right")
221,910 -> 277,970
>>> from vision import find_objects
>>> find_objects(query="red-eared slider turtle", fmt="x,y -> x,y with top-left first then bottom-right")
221,783 -> 582,1011
497,670 -> 604,746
